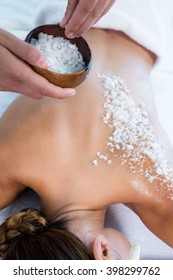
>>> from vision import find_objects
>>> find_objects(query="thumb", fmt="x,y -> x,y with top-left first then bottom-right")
60,0 -> 79,27
3,30 -> 49,68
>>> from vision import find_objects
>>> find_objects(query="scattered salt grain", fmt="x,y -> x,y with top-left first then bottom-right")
92,74 -> 173,198
92,159 -> 99,166
31,32 -> 85,74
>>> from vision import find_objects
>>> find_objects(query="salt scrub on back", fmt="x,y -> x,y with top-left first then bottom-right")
31,32 -> 85,74
92,74 -> 173,199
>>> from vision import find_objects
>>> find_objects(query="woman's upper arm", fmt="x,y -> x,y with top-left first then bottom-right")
132,198 -> 173,248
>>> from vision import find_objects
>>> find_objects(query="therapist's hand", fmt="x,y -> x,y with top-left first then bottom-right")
60,0 -> 116,38
0,28 -> 76,99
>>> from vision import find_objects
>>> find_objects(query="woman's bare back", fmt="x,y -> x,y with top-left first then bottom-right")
0,30 -> 173,248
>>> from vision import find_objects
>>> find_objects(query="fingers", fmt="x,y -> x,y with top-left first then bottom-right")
93,1 -> 116,25
0,44 -> 76,100
68,0 -> 109,38
61,0 -> 116,38
0,28 -> 49,68
20,67 -> 76,100
60,0 -> 79,28
61,0 -> 99,38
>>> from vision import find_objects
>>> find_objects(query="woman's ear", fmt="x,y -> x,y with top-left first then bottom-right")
92,234 -> 111,260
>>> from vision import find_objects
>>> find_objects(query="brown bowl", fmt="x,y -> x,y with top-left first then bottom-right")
25,24 -> 92,88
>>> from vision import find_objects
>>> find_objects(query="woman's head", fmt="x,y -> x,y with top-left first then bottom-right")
0,208 -> 93,260
0,208 -> 138,260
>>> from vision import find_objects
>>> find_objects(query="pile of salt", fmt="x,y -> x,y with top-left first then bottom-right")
31,32 -> 85,74
92,74 -> 173,199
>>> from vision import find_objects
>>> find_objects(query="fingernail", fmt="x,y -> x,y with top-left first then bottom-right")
60,17 -> 66,28
128,245 -> 140,260
66,32 -> 75,39
38,58 -> 50,68
66,89 -> 76,96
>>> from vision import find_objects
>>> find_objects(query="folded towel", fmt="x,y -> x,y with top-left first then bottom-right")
34,0 -> 173,63
1,0 -> 171,61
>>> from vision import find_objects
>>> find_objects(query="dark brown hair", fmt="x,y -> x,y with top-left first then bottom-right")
0,208 -> 94,260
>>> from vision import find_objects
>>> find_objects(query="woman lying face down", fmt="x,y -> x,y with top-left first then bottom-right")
0,208 -> 134,260
0,29 -> 173,260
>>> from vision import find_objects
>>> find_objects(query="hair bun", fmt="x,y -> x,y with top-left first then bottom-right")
0,208 -> 47,257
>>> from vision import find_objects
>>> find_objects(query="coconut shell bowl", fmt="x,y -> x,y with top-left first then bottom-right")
25,24 -> 92,88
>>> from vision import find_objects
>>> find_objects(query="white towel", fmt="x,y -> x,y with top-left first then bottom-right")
0,0 -> 42,39
34,0 -> 172,62
1,0 -> 171,62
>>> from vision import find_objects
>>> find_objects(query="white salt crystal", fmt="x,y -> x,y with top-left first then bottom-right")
92,74 -> 173,197
31,32 -> 85,74
92,159 -> 98,166
116,144 -> 121,150
156,167 -> 163,176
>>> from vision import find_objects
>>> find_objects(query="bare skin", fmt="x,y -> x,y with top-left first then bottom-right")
0,28 -> 76,99
0,29 -> 173,256
61,0 -> 116,38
